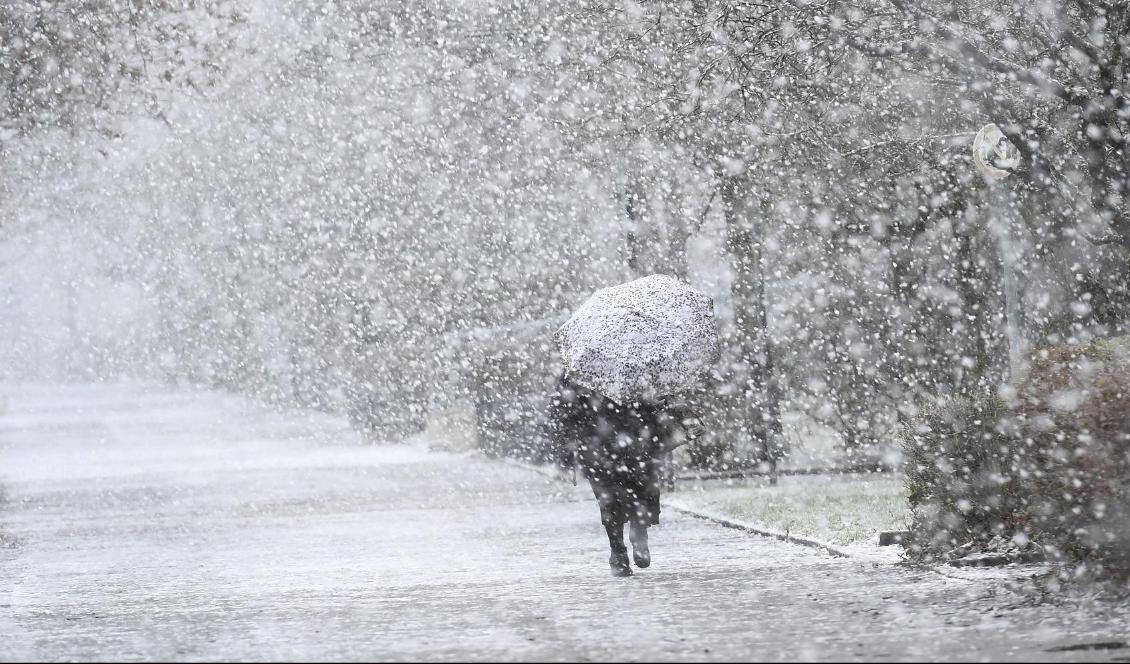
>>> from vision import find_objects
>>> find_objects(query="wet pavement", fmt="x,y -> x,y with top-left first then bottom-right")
1,384 -> 1127,661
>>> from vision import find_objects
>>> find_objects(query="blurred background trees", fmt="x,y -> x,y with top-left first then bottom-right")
2,0 -> 1126,471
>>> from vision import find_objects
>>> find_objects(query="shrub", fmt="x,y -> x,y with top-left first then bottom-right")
903,336 -> 1130,579
903,391 -> 1017,558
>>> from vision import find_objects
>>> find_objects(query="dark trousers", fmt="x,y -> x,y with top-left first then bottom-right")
585,455 -> 661,553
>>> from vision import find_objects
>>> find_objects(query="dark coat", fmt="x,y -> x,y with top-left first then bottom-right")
548,376 -> 692,527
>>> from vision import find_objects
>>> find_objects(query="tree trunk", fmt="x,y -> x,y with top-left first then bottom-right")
719,176 -> 784,482
621,183 -> 691,280
953,214 -> 993,396
623,186 -> 647,277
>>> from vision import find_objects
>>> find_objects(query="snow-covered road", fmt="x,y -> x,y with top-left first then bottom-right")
1,384 -> 1127,661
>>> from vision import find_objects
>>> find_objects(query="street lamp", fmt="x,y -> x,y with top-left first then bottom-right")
973,123 -> 1020,179
972,123 -> 1023,379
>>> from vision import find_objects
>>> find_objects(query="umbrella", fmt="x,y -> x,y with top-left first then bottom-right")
554,274 -> 720,404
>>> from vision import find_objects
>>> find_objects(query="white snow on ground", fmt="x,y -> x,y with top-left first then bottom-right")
670,474 -> 908,547
2,384 -> 1129,662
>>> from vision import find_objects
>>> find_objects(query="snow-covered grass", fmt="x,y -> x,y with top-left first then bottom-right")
670,473 -> 909,547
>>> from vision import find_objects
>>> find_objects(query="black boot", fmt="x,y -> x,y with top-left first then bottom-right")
630,522 -> 651,568
609,550 -> 632,577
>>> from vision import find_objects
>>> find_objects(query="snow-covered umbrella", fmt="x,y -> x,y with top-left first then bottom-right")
554,274 -> 720,404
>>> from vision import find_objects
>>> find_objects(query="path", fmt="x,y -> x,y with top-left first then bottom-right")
1,384 -> 1127,661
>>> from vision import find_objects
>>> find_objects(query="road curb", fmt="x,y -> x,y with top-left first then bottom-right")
664,500 -> 853,559
500,456 -> 563,481
481,453 -> 1060,581
499,456 -> 854,559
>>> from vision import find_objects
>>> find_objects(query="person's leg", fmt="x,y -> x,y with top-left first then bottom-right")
604,517 -> 631,576
590,477 -> 631,576
628,455 -> 663,567
628,515 -> 650,568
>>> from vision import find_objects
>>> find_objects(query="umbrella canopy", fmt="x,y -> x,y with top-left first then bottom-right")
554,274 -> 720,404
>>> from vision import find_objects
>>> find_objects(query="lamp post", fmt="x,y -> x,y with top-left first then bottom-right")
972,123 -> 1023,380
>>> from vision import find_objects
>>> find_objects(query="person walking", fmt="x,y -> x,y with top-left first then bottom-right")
549,374 -> 701,576
549,274 -> 717,576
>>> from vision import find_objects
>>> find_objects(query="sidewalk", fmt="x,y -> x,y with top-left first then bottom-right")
2,383 -> 1128,661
